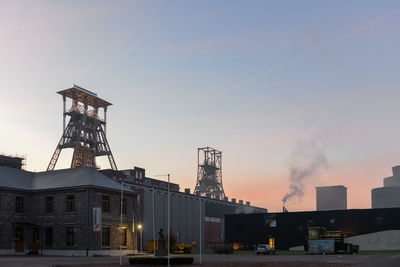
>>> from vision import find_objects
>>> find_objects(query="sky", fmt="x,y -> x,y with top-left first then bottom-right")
1,0 -> 400,212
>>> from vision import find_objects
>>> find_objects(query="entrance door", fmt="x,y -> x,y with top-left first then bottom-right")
15,227 -> 24,252
32,228 -> 40,253
269,237 -> 275,249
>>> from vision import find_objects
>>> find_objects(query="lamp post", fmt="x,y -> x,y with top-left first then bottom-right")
199,193 -> 202,265
168,174 -> 170,267
138,224 -> 143,254
152,186 -> 156,256
120,180 -> 124,266
154,174 -> 171,267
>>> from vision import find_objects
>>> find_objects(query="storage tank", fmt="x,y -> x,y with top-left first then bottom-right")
372,165 -> 400,208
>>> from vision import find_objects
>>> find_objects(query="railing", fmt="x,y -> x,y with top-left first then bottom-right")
69,104 -> 103,121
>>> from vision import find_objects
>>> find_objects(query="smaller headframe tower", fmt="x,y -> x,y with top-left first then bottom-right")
194,147 -> 225,199
47,85 -> 117,171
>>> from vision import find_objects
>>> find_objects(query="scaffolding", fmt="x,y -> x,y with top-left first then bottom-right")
0,154 -> 26,169
47,85 -> 117,171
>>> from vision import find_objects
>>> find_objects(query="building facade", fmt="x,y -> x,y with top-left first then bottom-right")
139,187 -> 265,249
101,167 -> 267,249
0,166 -> 137,256
225,208 -> 400,250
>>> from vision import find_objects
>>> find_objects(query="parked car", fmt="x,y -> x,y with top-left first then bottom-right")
214,244 -> 234,254
256,244 -> 275,255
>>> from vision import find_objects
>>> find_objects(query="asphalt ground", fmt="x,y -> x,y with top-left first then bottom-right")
0,253 -> 399,267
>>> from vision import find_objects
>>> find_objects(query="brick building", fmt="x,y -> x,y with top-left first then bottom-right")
0,166 -> 137,256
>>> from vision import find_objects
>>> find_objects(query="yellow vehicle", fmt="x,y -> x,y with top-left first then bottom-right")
174,241 -> 196,254
148,240 -> 196,254
306,227 -> 359,254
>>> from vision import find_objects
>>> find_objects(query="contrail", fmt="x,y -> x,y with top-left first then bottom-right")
79,0 -> 185,80
204,8 -> 400,104
118,0 -> 185,58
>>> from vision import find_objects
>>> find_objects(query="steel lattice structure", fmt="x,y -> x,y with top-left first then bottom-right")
194,147 -> 225,199
47,85 -> 117,171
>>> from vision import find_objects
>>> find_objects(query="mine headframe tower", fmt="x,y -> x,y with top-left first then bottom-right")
194,147 -> 225,199
47,85 -> 117,171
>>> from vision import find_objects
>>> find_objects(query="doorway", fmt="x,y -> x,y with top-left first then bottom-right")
32,228 -> 40,253
15,227 -> 24,252
269,237 -> 275,249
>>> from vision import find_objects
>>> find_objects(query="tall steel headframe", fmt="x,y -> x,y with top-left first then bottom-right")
194,147 -> 225,199
47,85 -> 118,171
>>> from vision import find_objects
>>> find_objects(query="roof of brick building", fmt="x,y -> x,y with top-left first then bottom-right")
0,166 -> 132,192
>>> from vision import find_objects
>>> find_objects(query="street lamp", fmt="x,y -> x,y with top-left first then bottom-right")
120,180 -> 124,266
154,174 -> 171,267
138,224 -> 143,254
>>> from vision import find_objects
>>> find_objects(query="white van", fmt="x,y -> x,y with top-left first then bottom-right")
256,244 -> 275,255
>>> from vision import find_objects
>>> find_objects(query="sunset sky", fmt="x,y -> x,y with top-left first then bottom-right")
1,0 -> 400,212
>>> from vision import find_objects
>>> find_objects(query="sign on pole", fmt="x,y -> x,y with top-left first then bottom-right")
93,207 -> 102,232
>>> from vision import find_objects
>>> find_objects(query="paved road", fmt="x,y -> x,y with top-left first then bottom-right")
0,256 -> 129,267
0,253 -> 399,267
193,253 -> 400,266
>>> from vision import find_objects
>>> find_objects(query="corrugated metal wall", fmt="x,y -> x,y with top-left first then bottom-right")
140,188 -> 266,250
141,189 -> 205,249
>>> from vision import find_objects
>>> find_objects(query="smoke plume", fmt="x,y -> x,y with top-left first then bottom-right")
282,141 -> 327,204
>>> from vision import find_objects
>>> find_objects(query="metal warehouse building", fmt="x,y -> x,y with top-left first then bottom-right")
101,167 -> 267,250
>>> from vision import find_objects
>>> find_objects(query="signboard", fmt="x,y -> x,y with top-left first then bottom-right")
324,231 -> 342,239
308,239 -> 334,254
93,207 -> 102,232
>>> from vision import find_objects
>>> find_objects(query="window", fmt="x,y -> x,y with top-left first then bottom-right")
15,196 -> 24,213
66,195 -> 75,212
66,227 -> 74,246
120,228 -> 127,246
121,198 -> 127,215
45,227 -> 53,246
329,218 -> 335,224
102,227 -> 110,247
46,197 -> 53,213
102,196 -> 110,213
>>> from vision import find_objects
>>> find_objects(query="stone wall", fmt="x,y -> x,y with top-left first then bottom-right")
0,189 -> 31,250
0,187 -> 137,255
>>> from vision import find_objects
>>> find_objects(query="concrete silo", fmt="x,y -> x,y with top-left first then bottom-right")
372,165 -> 400,208
316,185 -> 347,211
